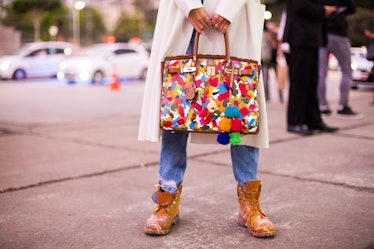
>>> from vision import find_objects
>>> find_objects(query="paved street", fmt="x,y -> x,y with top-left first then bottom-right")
0,73 -> 373,249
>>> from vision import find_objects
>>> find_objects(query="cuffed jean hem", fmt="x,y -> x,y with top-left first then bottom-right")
159,179 -> 178,193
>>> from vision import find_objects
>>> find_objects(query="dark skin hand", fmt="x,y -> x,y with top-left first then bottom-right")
188,8 -> 231,33
188,8 -> 211,33
211,13 -> 231,33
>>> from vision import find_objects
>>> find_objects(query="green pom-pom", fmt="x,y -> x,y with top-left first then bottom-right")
229,132 -> 242,145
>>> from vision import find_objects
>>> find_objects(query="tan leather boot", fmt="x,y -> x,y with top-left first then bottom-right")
237,180 -> 275,237
144,184 -> 182,235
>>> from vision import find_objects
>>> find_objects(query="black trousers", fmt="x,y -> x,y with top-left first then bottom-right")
287,47 -> 322,126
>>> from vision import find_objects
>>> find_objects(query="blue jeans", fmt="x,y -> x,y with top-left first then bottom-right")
159,131 -> 259,193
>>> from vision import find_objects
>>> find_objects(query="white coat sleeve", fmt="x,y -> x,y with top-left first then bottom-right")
174,0 -> 203,18
215,0 -> 247,23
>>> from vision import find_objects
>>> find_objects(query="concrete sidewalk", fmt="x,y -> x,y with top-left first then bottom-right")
0,79 -> 373,249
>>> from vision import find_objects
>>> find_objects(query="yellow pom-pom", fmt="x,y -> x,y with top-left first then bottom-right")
219,117 -> 232,132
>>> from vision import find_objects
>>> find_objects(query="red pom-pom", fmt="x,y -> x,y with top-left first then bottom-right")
164,121 -> 172,128
231,118 -> 242,132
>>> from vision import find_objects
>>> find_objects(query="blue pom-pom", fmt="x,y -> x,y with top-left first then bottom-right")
224,106 -> 241,118
217,133 -> 230,145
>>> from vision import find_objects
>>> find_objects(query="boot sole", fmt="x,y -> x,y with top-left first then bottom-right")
238,217 -> 275,238
144,215 -> 180,235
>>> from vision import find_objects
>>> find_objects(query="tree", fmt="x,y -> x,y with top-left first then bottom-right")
133,0 -> 158,28
348,7 -> 374,46
79,6 -> 107,45
6,0 -> 62,42
133,0 -> 158,40
112,11 -> 142,42
40,7 -> 69,42
3,1 -> 106,45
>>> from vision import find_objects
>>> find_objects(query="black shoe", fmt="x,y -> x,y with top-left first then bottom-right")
320,106 -> 332,115
337,106 -> 363,119
287,125 -> 313,136
309,122 -> 339,133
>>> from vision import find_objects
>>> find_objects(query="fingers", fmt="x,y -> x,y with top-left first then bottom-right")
194,16 -> 211,33
211,14 -> 231,33
188,8 -> 211,33
188,10 -> 231,33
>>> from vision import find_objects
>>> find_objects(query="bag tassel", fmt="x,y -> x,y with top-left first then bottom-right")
217,106 -> 243,145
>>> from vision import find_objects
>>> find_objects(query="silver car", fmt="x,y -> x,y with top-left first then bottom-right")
0,41 -> 73,80
351,47 -> 374,87
58,43 -> 149,84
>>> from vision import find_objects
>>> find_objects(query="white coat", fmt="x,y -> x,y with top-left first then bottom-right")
138,0 -> 269,148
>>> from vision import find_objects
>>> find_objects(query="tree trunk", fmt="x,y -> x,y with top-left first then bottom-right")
32,10 -> 42,41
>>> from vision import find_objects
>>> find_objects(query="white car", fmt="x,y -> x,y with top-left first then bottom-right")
351,47 -> 373,86
0,41 -> 73,80
58,43 -> 149,84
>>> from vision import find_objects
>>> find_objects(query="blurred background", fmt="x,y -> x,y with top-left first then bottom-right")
0,0 -> 373,85
0,0 -> 373,51
0,0 -> 160,54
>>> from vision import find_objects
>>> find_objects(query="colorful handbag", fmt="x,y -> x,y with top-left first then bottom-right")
160,33 -> 261,145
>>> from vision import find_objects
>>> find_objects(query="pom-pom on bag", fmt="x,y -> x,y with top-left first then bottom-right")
160,32 -> 261,145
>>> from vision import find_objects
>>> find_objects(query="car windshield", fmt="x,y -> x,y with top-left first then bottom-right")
10,44 -> 36,56
9,43 -> 71,57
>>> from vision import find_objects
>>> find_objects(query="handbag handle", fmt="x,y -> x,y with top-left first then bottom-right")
193,32 -> 231,65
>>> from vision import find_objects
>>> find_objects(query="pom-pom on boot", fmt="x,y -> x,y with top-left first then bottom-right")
144,184 -> 182,235
237,180 -> 275,237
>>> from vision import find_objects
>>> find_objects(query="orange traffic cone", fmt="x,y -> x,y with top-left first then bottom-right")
110,72 -> 120,91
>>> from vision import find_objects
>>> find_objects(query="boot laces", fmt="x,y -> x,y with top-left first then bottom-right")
245,191 -> 265,214
153,192 -> 178,214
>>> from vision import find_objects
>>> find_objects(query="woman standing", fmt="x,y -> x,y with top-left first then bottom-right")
138,0 -> 275,238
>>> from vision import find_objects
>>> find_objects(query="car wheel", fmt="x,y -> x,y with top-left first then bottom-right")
13,69 -> 26,80
139,68 -> 147,80
92,71 -> 104,84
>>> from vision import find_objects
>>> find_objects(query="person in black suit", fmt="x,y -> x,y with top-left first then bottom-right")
283,0 -> 339,135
